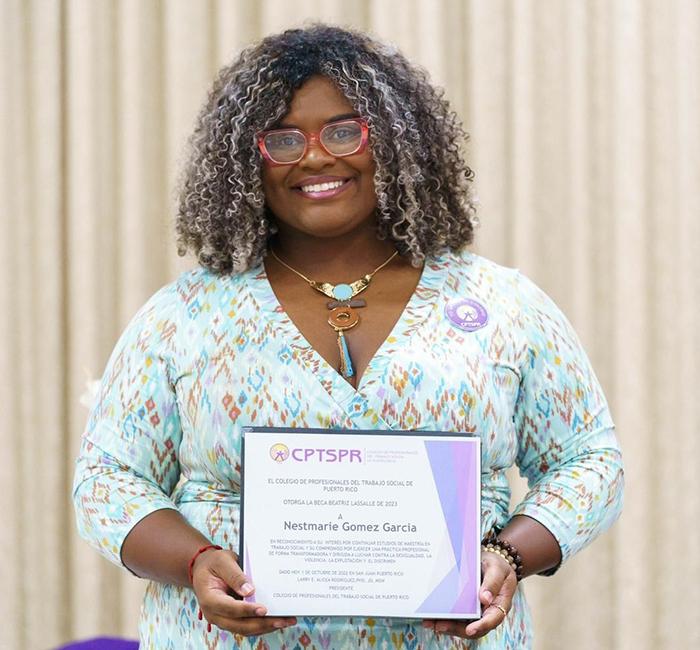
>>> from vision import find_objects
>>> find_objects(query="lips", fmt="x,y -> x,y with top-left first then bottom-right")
292,176 -> 353,200
299,179 -> 345,193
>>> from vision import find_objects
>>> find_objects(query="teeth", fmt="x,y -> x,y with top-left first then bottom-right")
300,180 -> 344,193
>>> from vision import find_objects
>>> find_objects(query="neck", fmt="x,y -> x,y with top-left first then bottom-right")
270,229 -> 398,281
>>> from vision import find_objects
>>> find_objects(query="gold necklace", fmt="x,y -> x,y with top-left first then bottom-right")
270,248 -> 398,301
270,247 -> 399,379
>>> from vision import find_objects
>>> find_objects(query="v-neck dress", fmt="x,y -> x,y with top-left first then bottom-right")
73,250 -> 624,650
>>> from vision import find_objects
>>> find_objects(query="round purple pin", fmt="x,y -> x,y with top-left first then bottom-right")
445,297 -> 489,332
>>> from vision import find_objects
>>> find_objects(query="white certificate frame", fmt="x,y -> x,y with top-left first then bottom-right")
240,427 -> 481,619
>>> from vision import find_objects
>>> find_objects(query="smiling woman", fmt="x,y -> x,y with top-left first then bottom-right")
73,23 -> 624,650
260,77 -> 379,242
174,25 -> 477,274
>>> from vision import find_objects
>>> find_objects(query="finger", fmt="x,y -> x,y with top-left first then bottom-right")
465,604 -> 507,639
433,620 -> 469,638
196,551 -> 256,600
479,557 -> 512,606
209,615 -> 297,636
421,620 -> 436,630
480,588 -> 494,607
204,592 -> 267,619
271,617 -> 298,631
488,568 -> 517,611
215,559 -> 256,598
480,574 -> 516,611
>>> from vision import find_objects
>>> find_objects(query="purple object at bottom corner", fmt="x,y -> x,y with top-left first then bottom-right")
55,637 -> 139,650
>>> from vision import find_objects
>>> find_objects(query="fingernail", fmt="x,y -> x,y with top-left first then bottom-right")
254,607 -> 266,616
239,582 -> 254,596
436,624 -> 448,632
482,590 -> 493,603
274,621 -> 284,629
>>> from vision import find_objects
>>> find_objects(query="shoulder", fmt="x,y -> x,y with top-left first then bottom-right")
166,265 -> 244,304
442,249 -> 558,308
443,248 -> 518,278
109,266 -> 252,368
440,248 -> 521,299
136,266 -> 248,322
439,250 -> 575,351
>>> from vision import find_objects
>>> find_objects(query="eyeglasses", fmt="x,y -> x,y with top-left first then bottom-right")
256,117 -> 369,165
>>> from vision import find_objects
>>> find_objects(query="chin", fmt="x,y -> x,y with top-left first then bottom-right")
280,210 -> 378,240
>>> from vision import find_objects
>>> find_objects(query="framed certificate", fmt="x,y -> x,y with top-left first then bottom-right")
240,427 -> 481,619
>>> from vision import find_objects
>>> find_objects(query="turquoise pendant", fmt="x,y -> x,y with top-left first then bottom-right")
333,284 -> 353,300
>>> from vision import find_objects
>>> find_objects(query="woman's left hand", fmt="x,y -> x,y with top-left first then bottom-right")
421,550 -> 517,640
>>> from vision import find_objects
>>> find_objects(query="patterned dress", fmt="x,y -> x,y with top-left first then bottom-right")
73,250 -> 624,649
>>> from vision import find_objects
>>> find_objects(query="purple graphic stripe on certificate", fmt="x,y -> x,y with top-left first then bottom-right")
426,441 -> 463,562
452,441 -> 478,613
416,440 -> 478,614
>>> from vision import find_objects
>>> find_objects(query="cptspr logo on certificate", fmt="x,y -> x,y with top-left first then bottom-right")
240,428 -> 481,618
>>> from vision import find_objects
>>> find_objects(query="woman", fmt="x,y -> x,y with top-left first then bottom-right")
73,24 -> 624,649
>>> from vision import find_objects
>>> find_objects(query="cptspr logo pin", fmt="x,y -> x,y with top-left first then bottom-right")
445,298 -> 489,332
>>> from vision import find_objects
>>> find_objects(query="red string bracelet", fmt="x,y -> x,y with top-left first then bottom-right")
190,544 -> 222,633
198,607 -> 212,633
188,544 -> 222,585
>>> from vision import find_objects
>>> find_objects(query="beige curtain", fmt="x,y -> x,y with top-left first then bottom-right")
1,1 -> 698,649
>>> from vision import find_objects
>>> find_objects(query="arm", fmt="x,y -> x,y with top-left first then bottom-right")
120,508 -> 212,586
120,509 -> 297,634
425,271 -> 624,640
72,287 -> 184,568
72,285 -> 296,634
508,271 -> 624,566
455,273 -> 623,637
496,514 -> 561,577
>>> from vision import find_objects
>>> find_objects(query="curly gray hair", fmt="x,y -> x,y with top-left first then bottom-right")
176,24 -> 478,274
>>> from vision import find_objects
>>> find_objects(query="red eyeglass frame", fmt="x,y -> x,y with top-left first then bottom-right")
255,116 -> 370,166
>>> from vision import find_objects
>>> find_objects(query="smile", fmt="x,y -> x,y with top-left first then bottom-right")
293,178 -> 353,199
300,180 -> 344,192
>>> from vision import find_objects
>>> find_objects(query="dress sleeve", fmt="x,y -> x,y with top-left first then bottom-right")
510,272 -> 624,568
72,285 -> 184,570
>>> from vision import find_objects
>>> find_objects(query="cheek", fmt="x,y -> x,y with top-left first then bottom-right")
261,166 -> 274,195
360,162 -> 378,207
261,167 -> 285,207
360,151 -> 376,177
356,153 -> 377,188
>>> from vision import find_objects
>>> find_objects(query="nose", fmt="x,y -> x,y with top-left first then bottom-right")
299,136 -> 336,169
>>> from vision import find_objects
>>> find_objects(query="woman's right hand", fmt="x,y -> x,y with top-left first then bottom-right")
192,548 -> 297,636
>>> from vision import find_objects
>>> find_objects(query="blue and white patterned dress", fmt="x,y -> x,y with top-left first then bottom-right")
73,250 -> 624,649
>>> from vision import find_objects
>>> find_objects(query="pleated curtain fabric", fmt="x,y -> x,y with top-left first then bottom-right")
1,1 -> 698,649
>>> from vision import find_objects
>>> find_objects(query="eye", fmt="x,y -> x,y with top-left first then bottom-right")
323,121 -> 362,146
267,133 -> 301,147
327,126 -> 358,141
330,128 -> 351,140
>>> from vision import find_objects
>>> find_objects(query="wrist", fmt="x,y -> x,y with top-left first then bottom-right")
481,536 -> 524,582
490,515 -> 563,578
188,544 -> 223,584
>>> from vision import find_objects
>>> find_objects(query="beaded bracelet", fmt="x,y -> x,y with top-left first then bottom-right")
188,544 -> 222,585
481,536 -> 524,582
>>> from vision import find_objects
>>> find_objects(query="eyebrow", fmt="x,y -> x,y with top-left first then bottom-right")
276,113 -> 359,129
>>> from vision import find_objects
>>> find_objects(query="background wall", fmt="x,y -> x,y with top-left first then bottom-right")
1,1 -> 698,649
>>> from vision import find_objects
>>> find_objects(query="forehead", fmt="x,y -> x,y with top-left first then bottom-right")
281,76 -> 356,126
